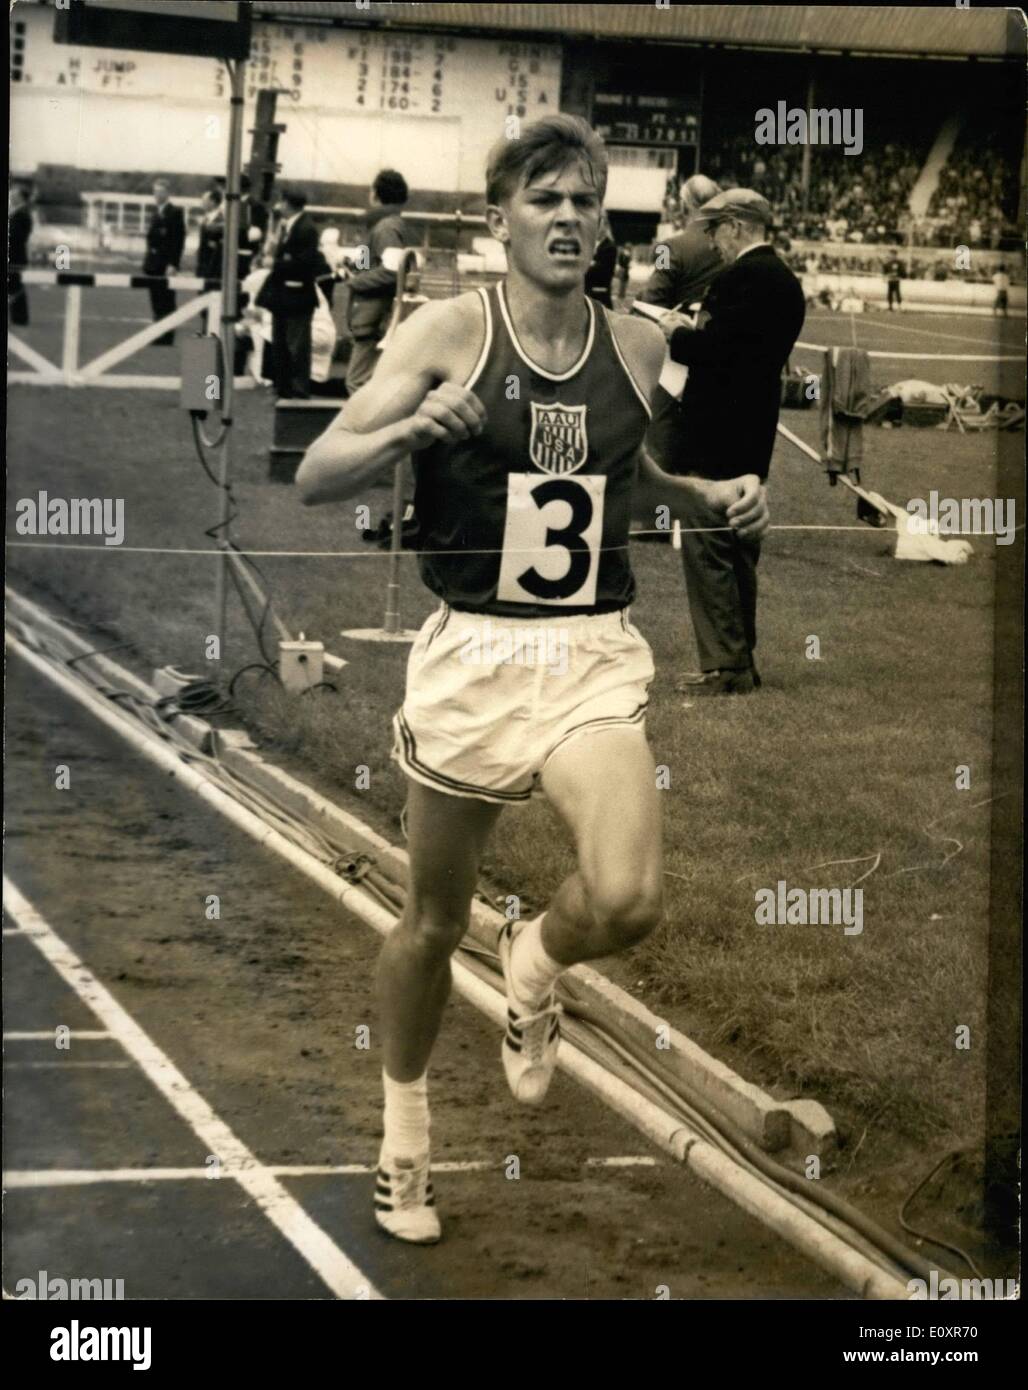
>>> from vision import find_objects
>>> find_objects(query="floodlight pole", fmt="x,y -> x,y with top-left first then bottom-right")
214,56 -> 247,668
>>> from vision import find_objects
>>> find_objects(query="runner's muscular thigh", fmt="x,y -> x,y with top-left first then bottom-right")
403,781 -> 504,929
541,726 -> 664,906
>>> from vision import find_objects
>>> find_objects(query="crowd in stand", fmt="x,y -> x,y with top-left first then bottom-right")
927,123 -> 1018,250
663,125 -> 1021,252
684,134 -> 924,244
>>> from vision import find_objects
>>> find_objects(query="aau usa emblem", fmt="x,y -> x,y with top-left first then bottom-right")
529,401 -> 589,475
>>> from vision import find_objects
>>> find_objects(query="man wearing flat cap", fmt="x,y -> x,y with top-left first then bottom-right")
655,188 -> 805,695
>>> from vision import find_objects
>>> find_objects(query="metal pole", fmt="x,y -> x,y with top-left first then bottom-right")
452,207 -> 461,297
694,68 -> 704,174
213,57 -> 246,667
801,69 -> 814,213
383,461 -> 406,635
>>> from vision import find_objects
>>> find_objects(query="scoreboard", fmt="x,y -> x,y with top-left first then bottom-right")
14,7 -> 562,191
234,28 -> 559,120
593,92 -> 700,147
30,11 -> 560,123
55,0 -> 251,61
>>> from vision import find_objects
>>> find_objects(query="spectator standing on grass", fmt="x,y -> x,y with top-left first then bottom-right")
195,187 -> 224,280
8,181 -> 33,327
256,187 -> 321,400
584,209 -> 617,309
992,263 -> 1010,317
238,172 -> 268,281
143,177 -> 185,346
344,168 -> 417,396
883,252 -> 903,311
615,242 -> 632,302
655,189 -> 805,696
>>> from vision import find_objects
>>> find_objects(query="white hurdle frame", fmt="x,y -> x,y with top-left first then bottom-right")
7,271 -> 250,391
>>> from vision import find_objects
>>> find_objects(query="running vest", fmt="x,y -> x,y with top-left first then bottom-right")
411,281 -> 651,618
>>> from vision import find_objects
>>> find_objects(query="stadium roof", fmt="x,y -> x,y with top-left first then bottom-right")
252,3 -> 1024,59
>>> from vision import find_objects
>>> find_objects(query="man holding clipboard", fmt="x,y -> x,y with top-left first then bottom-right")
636,184 -> 804,695
634,174 -> 723,518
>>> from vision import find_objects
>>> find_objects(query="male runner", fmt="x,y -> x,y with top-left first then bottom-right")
296,115 -> 768,1244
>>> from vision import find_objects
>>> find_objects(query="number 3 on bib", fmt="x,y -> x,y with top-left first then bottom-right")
496,472 -> 606,607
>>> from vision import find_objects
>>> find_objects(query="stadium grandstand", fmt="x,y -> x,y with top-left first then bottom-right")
10,1 -> 1025,278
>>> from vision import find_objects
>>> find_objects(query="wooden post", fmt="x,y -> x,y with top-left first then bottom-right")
62,285 -> 82,383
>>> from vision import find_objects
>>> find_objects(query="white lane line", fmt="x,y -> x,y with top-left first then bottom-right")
4,1166 -> 482,1186
586,1156 -> 659,1168
5,1157 -> 661,1188
804,312 -> 1024,353
3,878 -> 382,1301
4,1062 -> 133,1070
4,1031 -> 112,1040
3,929 -> 23,937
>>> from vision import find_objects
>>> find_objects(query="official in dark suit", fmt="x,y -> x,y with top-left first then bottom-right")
584,210 -> 617,309
257,189 -> 321,399
883,253 -> 903,311
238,173 -> 269,282
636,175 -> 722,543
143,178 -> 186,346
195,187 -> 224,280
8,182 -> 33,327
656,188 -> 806,694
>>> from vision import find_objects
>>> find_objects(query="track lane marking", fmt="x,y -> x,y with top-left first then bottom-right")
4,1031 -> 112,1040
5,1156 -> 661,1187
804,311 -> 1025,352
3,877 -> 382,1301
5,1061 -> 133,1070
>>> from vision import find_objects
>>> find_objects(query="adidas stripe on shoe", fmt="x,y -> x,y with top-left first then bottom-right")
374,1150 -> 441,1245
498,919 -> 562,1105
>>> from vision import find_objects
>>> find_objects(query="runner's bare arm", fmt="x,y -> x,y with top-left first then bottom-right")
614,312 -> 770,541
295,295 -> 485,505
637,449 -> 769,540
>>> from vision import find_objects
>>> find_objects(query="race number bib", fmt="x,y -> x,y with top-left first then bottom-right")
496,472 -> 606,607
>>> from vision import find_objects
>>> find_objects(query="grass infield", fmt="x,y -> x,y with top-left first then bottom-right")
7,303 -> 1022,1233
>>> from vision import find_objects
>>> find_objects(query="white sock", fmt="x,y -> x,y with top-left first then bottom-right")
510,913 -> 565,1008
382,1070 -> 429,1159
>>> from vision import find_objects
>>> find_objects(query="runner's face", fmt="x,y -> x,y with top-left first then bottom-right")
502,162 -> 602,290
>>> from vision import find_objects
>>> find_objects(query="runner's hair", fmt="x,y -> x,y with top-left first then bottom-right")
485,114 -> 608,206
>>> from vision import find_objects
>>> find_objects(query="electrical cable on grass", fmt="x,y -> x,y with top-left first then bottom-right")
228,662 -> 279,697
191,411 -> 291,677
898,1148 -> 984,1279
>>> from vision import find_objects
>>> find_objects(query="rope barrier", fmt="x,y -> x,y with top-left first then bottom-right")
8,520 -> 1021,560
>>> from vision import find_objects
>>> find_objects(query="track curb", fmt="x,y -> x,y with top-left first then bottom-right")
6,585 -> 836,1161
